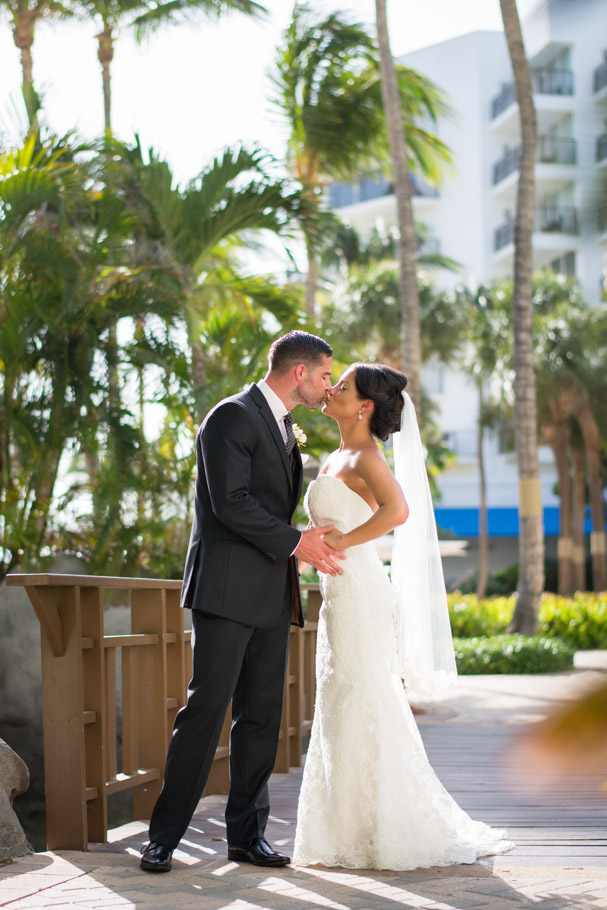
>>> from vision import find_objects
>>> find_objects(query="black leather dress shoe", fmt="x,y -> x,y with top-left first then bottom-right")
140,841 -> 173,872
228,837 -> 290,867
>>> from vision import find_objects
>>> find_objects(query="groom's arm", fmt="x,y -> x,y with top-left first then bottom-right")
201,401 -> 301,560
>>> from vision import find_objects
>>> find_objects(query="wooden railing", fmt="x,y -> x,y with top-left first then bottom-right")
6,573 -> 321,851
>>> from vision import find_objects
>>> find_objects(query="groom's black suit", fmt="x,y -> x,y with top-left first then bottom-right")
149,383 -> 304,850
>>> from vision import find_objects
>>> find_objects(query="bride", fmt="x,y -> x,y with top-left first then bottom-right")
293,362 -> 514,871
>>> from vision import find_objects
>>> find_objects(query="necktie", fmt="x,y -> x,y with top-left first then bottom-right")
283,412 -> 296,456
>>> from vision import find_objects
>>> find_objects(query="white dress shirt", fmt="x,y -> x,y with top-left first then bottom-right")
256,379 -> 302,555
257,379 -> 289,444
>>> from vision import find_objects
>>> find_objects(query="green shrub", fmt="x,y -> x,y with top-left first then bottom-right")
448,594 -> 514,637
448,591 -> 607,650
538,593 -> 607,649
453,634 -> 575,674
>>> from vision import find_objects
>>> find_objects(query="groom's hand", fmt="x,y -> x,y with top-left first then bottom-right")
295,525 -> 345,576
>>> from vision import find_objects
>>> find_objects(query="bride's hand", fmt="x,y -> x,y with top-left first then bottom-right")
322,529 -> 345,550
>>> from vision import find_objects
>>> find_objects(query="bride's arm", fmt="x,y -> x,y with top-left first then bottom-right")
324,453 -> 408,549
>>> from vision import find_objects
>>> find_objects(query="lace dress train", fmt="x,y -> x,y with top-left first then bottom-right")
293,474 -> 514,871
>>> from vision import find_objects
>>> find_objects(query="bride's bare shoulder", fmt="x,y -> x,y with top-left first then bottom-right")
352,442 -> 390,472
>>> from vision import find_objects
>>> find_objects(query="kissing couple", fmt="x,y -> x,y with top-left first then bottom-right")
141,330 -> 513,873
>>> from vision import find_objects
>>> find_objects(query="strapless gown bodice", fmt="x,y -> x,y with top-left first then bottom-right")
293,474 -> 513,871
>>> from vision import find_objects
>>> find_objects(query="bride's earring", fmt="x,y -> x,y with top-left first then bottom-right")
358,409 -> 363,420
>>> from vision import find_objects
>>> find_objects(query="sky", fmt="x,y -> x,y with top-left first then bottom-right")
0,0 -> 537,184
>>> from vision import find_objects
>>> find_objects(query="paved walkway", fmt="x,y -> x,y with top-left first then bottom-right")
2,654 -> 607,910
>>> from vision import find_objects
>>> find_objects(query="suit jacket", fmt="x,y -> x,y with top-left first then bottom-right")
180,383 -> 304,628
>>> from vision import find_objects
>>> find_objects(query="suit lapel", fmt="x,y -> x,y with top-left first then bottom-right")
292,445 -> 303,507
249,383 -> 293,488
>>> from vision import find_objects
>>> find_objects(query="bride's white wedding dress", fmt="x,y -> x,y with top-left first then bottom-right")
293,474 -> 514,871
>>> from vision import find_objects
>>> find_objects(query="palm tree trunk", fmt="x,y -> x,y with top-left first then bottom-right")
375,0 -> 421,410
500,0 -> 544,634
24,448 -> 62,553
573,401 -> 606,590
571,445 -> 587,591
135,318 -> 146,532
544,419 -> 573,595
191,338 -> 208,422
107,323 -> 120,406
12,9 -> 38,128
96,21 -> 114,134
476,381 -> 489,598
305,235 -> 318,322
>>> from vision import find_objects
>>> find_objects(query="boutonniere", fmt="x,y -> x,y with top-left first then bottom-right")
292,423 -> 307,446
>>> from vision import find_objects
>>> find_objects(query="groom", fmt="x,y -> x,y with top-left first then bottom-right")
141,330 -> 344,873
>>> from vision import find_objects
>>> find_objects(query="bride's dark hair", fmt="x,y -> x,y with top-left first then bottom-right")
353,363 -> 408,441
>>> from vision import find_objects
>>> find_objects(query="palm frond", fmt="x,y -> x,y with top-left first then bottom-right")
132,0 -> 266,39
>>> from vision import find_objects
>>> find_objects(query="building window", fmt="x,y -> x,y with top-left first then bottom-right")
550,251 -> 576,277
328,182 -> 354,209
443,429 -> 477,458
423,361 -> 444,394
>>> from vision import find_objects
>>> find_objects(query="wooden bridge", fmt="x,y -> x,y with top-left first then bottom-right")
6,573 -> 321,851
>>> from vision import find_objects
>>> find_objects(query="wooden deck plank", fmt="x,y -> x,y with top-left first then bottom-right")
418,721 -> 607,865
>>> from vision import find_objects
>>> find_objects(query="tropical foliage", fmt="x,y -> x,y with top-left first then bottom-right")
271,1 -> 451,320
0,130 -> 307,581
452,634 -> 574,675
448,591 -> 607,650
2,0 -> 606,604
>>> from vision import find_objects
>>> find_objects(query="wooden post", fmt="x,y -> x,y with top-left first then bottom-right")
131,588 -> 168,819
37,586 -> 88,850
289,628 -> 305,767
274,638 -> 292,773
104,648 -> 117,782
80,586 -> 108,843
122,647 -> 139,775
165,588 -> 187,730
304,588 -> 321,732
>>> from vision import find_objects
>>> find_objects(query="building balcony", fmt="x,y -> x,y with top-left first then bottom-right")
494,206 -> 579,252
328,173 -> 438,210
594,59 -> 607,95
416,236 -> 441,256
492,136 -> 577,185
491,69 -> 574,120
492,147 -> 520,185
597,133 -> 607,165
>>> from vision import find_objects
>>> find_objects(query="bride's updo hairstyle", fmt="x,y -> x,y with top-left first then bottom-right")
354,363 -> 408,441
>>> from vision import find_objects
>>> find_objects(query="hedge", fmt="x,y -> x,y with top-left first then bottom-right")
447,592 -> 607,650
453,634 -> 575,674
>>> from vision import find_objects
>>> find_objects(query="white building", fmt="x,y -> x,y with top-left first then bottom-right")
328,0 -> 607,581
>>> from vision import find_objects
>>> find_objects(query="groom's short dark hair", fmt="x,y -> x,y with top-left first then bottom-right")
268,331 -> 332,375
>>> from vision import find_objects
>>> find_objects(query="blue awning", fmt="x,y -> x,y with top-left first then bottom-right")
434,506 -> 573,538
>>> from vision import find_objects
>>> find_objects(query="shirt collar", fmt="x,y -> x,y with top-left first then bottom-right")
257,379 -> 289,424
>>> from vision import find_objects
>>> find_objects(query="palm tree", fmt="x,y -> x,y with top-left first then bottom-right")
76,0 -> 265,134
1,0 -> 71,127
85,0 -> 148,133
486,271 -> 607,594
272,2 -> 451,326
533,274 -> 607,592
0,134 -> 107,577
374,0 -> 418,406
321,221 -> 460,371
455,282 -> 512,597
117,140 -> 304,419
499,0 -> 543,633
0,131 -> 192,579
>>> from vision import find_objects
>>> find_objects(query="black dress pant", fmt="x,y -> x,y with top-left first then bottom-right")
148,577 -> 292,850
